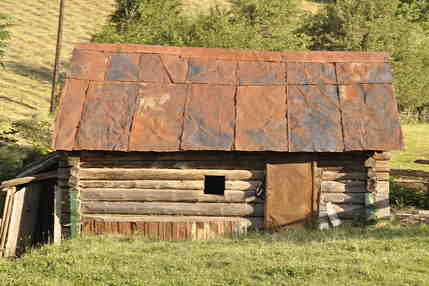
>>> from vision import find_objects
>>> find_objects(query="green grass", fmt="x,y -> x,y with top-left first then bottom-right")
0,225 -> 428,286
0,0 -> 115,123
391,124 -> 429,172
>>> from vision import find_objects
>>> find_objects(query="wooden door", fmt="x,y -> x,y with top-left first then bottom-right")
265,162 -> 316,229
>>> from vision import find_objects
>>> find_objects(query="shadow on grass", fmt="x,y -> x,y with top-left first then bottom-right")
5,62 -> 54,83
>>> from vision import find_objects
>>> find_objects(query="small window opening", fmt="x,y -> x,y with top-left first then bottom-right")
204,176 -> 225,195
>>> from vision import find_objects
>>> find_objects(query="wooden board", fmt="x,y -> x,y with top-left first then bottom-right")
4,185 -> 41,257
265,162 -> 314,229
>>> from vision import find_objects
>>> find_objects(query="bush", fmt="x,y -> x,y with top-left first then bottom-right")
390,180 -> 429,209
93,0 -> 311,51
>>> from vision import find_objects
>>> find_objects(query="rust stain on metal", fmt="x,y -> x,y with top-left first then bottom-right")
362,84 -> 403,150
54,79 -> 89,150
186,58 -> 237,84
336,63 -> 392,84
338,85 -> 366,151
129,84 -> 187,151
287,62 -> 336,84
106,53 -> 140,81
181,85 -> 235,150
236,86 -> 287,151
69,49 -> 107,81
77,82 -> 139,151
339,84 -> 403,150
161,54 -> 188,83
238,61 -> 285,85
139,54 -> 171,83
288,85 -> 344,152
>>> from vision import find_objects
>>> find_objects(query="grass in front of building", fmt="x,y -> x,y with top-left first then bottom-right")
0,224 -> 428,286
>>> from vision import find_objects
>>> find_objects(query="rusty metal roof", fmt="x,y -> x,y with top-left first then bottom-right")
52,43 -> 403,152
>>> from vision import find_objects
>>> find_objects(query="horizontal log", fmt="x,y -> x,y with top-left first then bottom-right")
321,193 -> 365,204
322,171 -> 367,181
80,189 -> 262,203
372,152 -> 391,161
319,204 -> 365,219
80,160 -> 265,170
81,202 -> 264,217
79,180 -> 260,191
375,160 -> 390,172
376,172 -> 390,181
81,215 -> 264,229
321,181 -> 366,193
79,168 -> 264,181
376,181 -> 389,193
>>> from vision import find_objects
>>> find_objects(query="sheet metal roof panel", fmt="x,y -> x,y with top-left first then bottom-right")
235,86 -> 288,151
53,43 -> 403,152
69,49 -> 108,81
181,85 -> 236,150
238,61 -> 285,85
336,63 -> 393,84
129,84 -> 187,151
287,62 -> 337,85
362,84 -> 404,150
76,82 -> 138,151
338,85 -> 367,151
288,85 -> 344,152
53,79 -> 89,150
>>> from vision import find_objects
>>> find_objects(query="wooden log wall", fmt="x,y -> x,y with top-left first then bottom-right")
60,151 -> 383,238
317,152 -> 370,224
372,152 -> 391,219
76,152 -> 267,239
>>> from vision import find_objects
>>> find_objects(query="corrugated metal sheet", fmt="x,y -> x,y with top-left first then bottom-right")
53,43 -> 403,152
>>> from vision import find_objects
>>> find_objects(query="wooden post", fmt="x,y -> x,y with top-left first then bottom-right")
50,0 -> 65,114
54,185 -> 62,244
68,156 -> 81,238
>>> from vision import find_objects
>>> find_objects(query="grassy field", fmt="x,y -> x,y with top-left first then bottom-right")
0,0 -> 115,124
0,225 -> 428,286
391,124 -> 429,172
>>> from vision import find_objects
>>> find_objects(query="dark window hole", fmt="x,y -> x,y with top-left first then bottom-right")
204,175 -> 225,195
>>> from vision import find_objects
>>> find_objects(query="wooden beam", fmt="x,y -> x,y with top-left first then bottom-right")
1,171 -> 58,189
80,189 -> 261,203
81,201 -> 264,217
322,171 -> 367,181
321,181 -> 366,193
321,193 -> 365,204
79,168 -> 264,181
79,180 -> 261,191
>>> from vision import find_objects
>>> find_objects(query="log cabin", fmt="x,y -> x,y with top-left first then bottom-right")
48,43 -> 403,240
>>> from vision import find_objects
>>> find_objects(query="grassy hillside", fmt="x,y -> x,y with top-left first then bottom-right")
0,225 -> 428,285
0,0 -> 115,124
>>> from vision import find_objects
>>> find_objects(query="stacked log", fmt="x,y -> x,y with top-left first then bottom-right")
77,154 -> 265,238
317,153 -> 368,223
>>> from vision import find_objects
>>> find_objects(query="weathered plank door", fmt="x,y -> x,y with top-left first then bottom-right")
265,162 -> 316,229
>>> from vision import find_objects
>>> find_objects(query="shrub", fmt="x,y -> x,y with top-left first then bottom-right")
390,180 -> 429,209
93,0 -> 311,51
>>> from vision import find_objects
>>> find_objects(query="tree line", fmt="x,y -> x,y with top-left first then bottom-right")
93,0 -> 429,121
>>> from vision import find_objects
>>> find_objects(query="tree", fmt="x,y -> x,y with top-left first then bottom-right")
0,13 -> 11,65
93,0 -> 311,51
303,0 -> 429,119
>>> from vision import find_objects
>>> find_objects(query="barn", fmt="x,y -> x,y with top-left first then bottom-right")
1,43 -> 404,251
